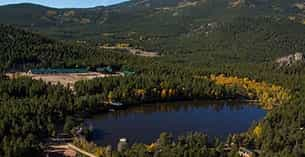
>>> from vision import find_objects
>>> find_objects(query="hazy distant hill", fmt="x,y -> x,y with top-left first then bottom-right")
0,0 -> 304,40
1,0 -> 305,64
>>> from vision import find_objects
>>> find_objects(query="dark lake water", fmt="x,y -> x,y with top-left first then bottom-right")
86,100 -> 266,146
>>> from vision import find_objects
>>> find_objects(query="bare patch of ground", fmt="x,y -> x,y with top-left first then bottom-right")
156,0 -> 207,11
45,145 -> 77,157
100,46 -> 160,57
229,0 -> 245,8
45,144 -> 97,157
294,3 -> 305,10
6,72 -> 121,89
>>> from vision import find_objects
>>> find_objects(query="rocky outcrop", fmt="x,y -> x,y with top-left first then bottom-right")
276,53 -> 305,66
229,0 -> 246,8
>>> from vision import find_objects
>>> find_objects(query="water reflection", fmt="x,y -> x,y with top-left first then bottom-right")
98,100 -> 257,119
86,100 -> 265,146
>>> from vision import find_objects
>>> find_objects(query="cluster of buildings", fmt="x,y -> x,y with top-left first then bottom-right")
27,66 -> 135,76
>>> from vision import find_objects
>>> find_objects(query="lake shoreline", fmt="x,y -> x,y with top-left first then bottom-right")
85,100 -> 266,147
80,97 -> 260,119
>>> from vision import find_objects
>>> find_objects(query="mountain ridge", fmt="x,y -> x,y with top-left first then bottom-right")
0,0 -> 303,40
1,0 -> 305,62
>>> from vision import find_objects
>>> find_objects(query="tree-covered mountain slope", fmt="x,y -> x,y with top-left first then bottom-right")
1,0 -> 305,64
1,1 -> 305,157
0,0 -> 304,40
0,24 -> 146,71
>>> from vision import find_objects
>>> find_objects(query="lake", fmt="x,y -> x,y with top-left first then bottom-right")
86,100 -> 266,146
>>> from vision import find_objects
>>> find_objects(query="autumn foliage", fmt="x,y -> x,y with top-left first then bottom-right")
210,74 -> 291,109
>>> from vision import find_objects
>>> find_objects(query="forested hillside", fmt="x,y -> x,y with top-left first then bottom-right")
1,0 -> 305,40
125,17 -> 305,63
2,0 -> 305,63
1,0 -> 305,157
0,24 -> 150,71
0,25 -> 304,157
